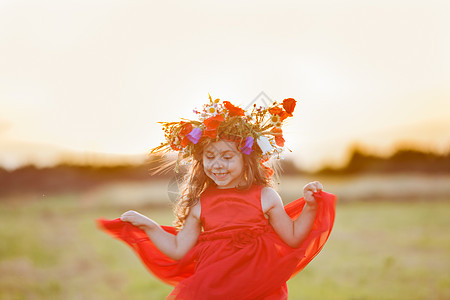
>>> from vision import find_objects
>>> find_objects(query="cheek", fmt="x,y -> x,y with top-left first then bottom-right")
230,159 -> 243,171
203,160 -> 212,171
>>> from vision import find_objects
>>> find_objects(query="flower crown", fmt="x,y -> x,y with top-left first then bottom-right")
150,94 -> 297,172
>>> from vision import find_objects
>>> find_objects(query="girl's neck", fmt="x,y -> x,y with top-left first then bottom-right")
215,185 -> 238,190
212,182 -> 255,190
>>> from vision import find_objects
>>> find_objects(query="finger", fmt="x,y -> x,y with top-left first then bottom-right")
312,182 -> 320,192
304,183 -> 314,191
121,212 -> 133,221
312,181 -> 322,192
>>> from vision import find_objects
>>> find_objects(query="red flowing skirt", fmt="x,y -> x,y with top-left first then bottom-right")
97,191 -> 336,299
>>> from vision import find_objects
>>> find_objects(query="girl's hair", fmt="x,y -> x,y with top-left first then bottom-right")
173,137 -> 279,229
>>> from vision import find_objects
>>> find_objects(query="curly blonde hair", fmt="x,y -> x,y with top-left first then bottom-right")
172,137 -> 279,229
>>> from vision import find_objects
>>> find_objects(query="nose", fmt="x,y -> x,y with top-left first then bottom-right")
211,157 -> 225,170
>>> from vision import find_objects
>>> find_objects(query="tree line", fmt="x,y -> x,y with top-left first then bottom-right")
0,148 -> 448,196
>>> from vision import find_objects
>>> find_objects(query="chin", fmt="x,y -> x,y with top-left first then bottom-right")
210,177 -> 233,188
213,180 -> 231,187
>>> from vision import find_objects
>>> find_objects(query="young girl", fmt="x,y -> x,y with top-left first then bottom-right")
97,96 -> 336,300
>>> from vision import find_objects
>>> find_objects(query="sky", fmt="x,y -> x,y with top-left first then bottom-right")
0,0 -> 449,171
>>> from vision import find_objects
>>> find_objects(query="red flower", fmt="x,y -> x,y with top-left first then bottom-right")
177,122 -> 194,147
223,101 -> 245,117
180,136 -> 190,147
203,115 -> 224,138
271,127 -> 285,147
279,111 -> 289,122
282,98 -> 296,116
269,106 -> 283,116
179,122 -> 193,136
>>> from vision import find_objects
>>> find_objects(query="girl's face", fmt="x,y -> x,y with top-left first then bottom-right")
202,140 -> 244,189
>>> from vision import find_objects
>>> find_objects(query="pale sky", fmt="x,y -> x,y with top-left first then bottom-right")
1,0 -> 449,171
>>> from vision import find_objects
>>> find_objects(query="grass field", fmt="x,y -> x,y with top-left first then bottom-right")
1,175 -> 449,300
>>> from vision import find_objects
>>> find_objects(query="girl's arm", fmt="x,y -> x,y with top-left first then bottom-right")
120,202 -> 201,260
262,182 -> 321,248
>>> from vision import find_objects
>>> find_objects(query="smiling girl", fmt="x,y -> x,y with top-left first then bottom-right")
97,95 -> 336,299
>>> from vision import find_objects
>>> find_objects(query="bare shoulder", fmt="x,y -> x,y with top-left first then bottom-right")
261,186 -> 283,214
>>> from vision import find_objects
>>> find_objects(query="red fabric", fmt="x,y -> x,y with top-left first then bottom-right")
97,185 -> 336,300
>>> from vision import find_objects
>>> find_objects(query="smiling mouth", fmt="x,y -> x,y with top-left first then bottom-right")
213,172 -> 229,180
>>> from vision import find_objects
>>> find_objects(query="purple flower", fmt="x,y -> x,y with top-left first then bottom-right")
186,127 -> 202,144
241,136 -> 254,155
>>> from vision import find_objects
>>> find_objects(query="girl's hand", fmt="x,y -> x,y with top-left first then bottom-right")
303,181 -> 323,207
120,210 -> 156,231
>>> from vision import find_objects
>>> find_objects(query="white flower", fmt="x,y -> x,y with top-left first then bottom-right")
204,103 -> 219,117
270,115 -> 281,127
256,136 -> 273,155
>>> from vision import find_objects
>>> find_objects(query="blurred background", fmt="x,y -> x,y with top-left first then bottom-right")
1,0 -> 449,299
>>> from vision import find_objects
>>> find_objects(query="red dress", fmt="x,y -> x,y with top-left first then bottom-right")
97,184 -> 336,299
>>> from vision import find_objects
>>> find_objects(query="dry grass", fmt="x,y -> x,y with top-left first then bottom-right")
279,174 -> 450,202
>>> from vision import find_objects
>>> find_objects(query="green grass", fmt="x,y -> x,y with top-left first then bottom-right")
1,186 -> 449,299
287,201 -> 450,300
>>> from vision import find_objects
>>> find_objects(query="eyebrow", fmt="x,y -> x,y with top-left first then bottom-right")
204,150 -> 235,155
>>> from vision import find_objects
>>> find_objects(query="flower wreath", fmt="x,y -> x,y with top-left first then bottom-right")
150,94 -> 297,174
